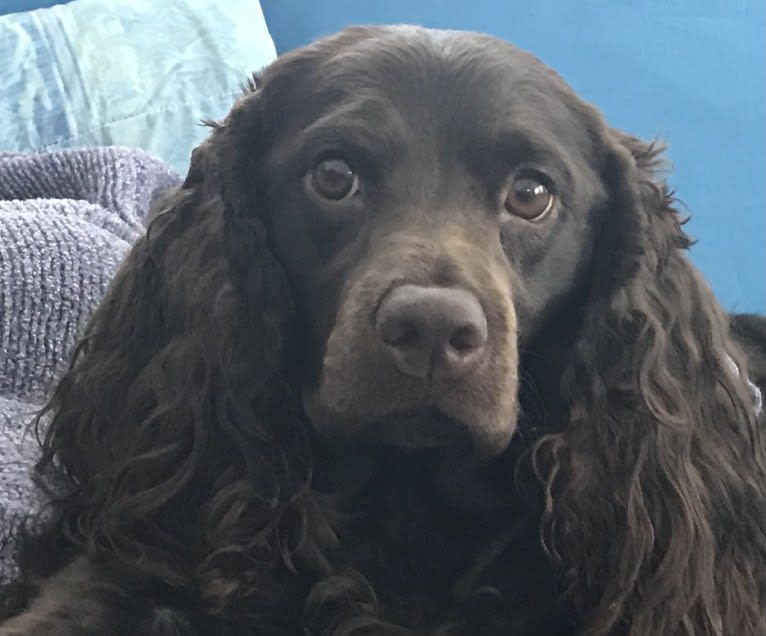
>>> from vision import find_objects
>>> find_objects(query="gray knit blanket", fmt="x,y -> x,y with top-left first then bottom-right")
0,147 -> 181,583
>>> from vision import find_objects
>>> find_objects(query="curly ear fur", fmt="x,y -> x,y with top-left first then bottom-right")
20,91 -> 333,629
534,132 -> 766,635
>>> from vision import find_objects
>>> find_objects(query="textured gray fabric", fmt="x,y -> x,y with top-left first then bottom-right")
0,147 -> 180,583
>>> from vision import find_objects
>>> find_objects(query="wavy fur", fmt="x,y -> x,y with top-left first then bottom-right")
534,135 -> 766,635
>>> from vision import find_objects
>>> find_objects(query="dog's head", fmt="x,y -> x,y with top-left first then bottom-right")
211,26 -> 619,457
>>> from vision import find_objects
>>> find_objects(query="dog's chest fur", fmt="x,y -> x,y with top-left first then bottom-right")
319,451 -> 578,635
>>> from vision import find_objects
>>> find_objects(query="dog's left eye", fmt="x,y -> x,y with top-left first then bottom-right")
309,157 -> 360,201
503,176 -> 554,220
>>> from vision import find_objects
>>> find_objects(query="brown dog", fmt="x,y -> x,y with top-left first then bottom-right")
2,25 -> 764,636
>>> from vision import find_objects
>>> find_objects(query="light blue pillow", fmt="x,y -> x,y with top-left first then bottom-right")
0,0 -> 277,174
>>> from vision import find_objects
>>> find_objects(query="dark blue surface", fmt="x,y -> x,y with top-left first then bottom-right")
262,0 -> 765,313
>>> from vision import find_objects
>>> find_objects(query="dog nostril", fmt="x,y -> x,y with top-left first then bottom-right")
449,325 -> 484,352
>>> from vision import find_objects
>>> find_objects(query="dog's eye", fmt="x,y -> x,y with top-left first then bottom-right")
310,157 -> 359,201
503,176 -> 554,220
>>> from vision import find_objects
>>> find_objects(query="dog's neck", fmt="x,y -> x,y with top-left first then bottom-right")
306,440 -> 570,632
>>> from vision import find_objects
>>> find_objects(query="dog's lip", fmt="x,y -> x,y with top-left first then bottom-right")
368,406 -> 470,448
302,381 -> 454,420
302,386 -> 505,455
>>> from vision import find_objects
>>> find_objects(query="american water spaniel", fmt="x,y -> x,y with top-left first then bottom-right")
1,25 -> 765,636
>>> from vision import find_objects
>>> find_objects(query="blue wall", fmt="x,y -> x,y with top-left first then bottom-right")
263,0 -> 765,313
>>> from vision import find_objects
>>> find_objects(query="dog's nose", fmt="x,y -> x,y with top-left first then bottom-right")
376,285 -> 488,381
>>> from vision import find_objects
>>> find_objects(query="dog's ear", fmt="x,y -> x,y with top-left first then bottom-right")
533,130 -> 766,635
32,88 -> 323,621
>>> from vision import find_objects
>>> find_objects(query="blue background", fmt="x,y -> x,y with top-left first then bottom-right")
5,0 -> 764,312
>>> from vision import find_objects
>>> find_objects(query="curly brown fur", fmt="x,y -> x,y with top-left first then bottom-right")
2,25 -> 765,636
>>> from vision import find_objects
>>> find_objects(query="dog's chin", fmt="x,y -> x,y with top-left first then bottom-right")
302,387 -> 516,459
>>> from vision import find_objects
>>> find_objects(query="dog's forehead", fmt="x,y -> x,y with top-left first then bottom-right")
296,27 -> 588,137
318,27 -> 556,97
256,26 -> 602,171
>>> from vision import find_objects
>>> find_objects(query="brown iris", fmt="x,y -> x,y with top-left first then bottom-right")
310,157 -> 359,200
503,176 -> 554,220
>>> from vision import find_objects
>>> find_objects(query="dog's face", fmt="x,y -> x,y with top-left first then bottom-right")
250,27 -> 610,457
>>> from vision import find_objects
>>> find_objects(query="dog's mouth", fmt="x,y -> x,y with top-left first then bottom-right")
302,269 -> 520,458
302,383 -> 514,458
303,386 -> 458,446
344,406 -> 468,449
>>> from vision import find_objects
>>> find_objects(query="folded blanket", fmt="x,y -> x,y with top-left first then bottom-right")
0,146 -> 181,583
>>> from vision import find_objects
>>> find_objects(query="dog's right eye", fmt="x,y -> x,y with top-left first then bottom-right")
309,157 -> 360,201
502,175 -> 554,221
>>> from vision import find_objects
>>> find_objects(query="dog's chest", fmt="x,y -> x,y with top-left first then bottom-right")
333,470 -> 577,634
